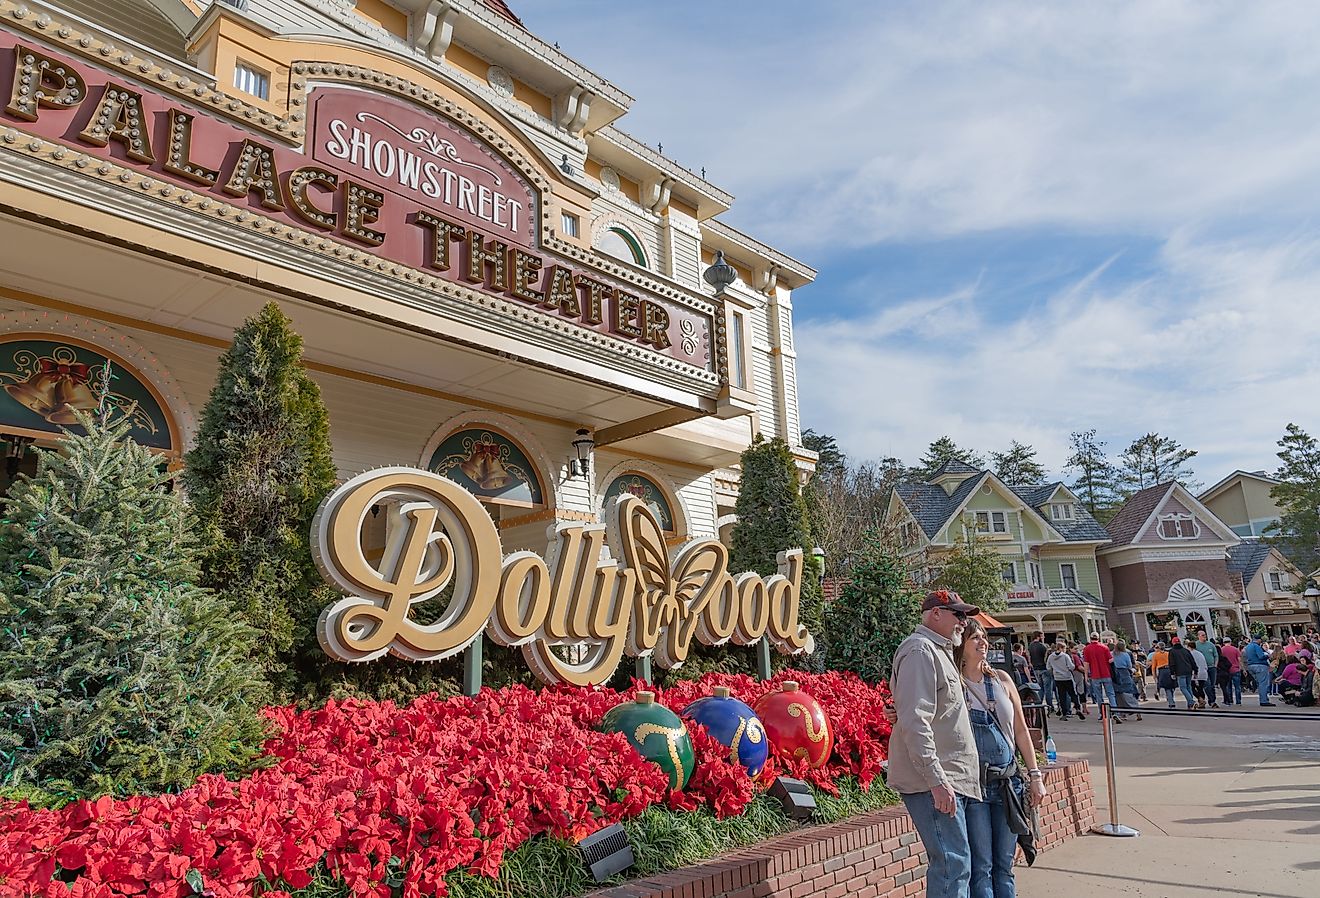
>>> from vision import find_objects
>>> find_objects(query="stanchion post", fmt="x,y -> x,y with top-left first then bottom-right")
463,636 -> 483,697
1091,697 -> 1140,837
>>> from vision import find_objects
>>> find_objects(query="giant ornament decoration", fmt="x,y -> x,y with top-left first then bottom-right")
599,691 -> 694,790
681,685 -> 768,778
753,681 -> 833,769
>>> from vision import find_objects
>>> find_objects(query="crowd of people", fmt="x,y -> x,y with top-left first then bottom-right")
886,599 -> 1319,898
1016,628 -> 1320,716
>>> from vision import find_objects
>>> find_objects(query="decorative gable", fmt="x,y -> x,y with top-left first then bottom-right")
1131,485 -> 1239,547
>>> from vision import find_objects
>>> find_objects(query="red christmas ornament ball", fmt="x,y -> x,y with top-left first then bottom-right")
752,680 -> 833,768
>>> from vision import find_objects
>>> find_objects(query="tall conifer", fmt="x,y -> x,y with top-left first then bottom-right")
183,302 -> 337,692
0,411 -> 267,801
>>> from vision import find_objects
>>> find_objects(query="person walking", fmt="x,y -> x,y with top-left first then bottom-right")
1046,642 -> 1079,719
1220,637 -> 1242,706
1028,631 -> 1055,715
1111,640 -> 1142,720
1189,641 -> 1209,708
1167,637 -> 1198,710
890,589 -> 982,898
1082,633 -> 1119,715
1243,634 -> 1275,707
1194,631 -> 1220,708
1068,642 -> 1089,715
955,618 -> 1047,898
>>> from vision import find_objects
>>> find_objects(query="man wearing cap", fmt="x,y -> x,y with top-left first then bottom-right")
889,589 -> 981,898
1243,633 -> 1275,707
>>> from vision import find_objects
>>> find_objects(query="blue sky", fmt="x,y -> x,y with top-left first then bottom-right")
519,1 -> 1320,484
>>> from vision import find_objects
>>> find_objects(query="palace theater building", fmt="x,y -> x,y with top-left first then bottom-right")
0,0 -> 815,556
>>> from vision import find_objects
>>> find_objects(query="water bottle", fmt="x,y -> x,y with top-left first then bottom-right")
1045,736 -> 1058,764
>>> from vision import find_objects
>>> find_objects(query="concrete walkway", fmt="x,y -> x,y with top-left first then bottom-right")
1017,701 -> 1320,897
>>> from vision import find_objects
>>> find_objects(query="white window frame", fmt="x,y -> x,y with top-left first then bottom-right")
730,309 -> 747,389
1050,503 -> 1074,521
1029,561 -> 1042,587
1157,513 -> 1200,540
233,62 -> 270,100
1000,561 -> 1018,583
1059,562 -> 1078,590
976,510 -> 1008,534
1268,570 -> 1290,592
560,212 -> 580,238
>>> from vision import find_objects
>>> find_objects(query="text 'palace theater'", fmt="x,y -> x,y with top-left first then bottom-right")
0,0 -> 815,558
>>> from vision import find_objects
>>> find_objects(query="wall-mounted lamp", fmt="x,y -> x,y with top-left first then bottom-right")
560,153 -> 575,176
3,434 -> 34,479
569,428 -> 594,479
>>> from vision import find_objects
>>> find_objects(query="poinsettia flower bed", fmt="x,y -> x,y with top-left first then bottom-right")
0,670 -> 892,898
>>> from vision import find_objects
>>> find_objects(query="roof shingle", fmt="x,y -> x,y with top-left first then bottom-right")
1104,483 -> 1175,547
1226,541 -> 1274,588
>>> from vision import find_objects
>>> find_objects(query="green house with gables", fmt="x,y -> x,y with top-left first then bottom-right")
888,460 -> 1112,640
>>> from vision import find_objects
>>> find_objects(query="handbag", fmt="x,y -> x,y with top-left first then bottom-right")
983,761 -> 1038,865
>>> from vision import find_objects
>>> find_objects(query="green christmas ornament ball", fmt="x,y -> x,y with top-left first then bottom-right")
599,690 -> 694,790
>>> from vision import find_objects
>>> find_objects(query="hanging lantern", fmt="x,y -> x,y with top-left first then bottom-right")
682,685 -> 769,778
752,680 -> 833,769
599,691 -> 694,790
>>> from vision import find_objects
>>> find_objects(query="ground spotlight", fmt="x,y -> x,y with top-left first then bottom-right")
577,822 -> 635,882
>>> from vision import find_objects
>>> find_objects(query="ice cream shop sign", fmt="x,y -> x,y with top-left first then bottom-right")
311,468 -> 815,687
1,39 -> 710,365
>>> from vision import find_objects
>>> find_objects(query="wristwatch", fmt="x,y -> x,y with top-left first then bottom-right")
1028,769 -> 1044,779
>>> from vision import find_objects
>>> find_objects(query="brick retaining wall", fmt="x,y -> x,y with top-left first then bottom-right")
589,758 -> 1094,898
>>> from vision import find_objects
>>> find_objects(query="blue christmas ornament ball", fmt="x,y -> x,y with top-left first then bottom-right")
682,685 -> 769,778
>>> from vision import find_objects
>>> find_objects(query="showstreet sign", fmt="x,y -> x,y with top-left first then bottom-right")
311,468 -> 814,686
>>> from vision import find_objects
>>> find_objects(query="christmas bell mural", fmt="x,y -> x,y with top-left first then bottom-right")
4,348 -> 100,425
753,681 -> 833,769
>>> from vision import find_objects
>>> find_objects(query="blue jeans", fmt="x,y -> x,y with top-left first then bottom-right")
1090,676 -> 1117,707
965,791 -> 1018,898
1033,668 -> 1056,711
1205,667 -> 1218,702
1221,671 -> 1241,705
1248,664 -> 1272,704
902,790 -> 971,898
1177,675 -> 1195,708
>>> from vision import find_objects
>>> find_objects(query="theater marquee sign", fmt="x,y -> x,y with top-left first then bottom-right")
0,36 -> 712,368
311,468 -> 814,687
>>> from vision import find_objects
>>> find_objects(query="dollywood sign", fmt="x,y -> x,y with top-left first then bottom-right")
312,468 -> 815,686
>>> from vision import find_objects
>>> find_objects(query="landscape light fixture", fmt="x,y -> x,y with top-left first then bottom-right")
576,822 -> 634,882
569,428 -> 594,479
769,776 -> 816,821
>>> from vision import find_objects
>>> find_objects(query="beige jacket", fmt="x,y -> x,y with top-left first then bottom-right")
887,625 -> 980,800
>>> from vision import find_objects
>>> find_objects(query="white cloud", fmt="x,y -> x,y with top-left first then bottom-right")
521,2 -> 1320,479
528,2 -> 1320,246
796,229 -> 1320,479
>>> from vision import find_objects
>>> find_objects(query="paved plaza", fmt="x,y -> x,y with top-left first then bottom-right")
1018,700 -> 1320,897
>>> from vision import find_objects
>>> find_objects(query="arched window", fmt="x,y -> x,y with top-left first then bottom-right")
602,472 -> 675,533
595,226 -> 648,269
426,427 -> 545,508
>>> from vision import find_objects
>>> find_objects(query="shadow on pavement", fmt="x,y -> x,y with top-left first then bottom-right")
1030,863 -> 1294,898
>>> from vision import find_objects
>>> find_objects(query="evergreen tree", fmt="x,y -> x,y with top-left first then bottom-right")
183,303 -> 337,692
824,528 -> 924,681
932,526 -> 1007,613
0,410 -> 267,801
990,441 -> 1047,485
1117,432 -> 1198,495
913,436 -> 984,480
1267,423 -> 1320,575
1064,428 -> 1119,520
801,429 -> 846,480
730,435 -> 823,661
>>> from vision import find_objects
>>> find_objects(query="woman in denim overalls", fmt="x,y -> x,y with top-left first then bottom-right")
956,619 -> 1048,898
